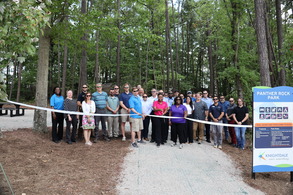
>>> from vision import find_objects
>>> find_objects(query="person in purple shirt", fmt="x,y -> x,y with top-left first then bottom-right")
169,96 -> 187,149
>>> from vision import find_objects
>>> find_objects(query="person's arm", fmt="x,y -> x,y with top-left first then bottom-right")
209,112 -> 218,122
184,110 -> 188,118
106,101 -> 114,113
218,112 -> 224,120
205,110 -> 209,121
169,109 -> 172,125
50,96 -> 56,119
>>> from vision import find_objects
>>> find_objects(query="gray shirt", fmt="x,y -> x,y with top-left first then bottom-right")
193,100 -> 208,120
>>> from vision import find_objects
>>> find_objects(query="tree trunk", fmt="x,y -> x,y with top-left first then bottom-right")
16,61 -> 22,102
57,45 -> 61,86
61,45 -> 68,95
206,28 -> 214,96
165,0 -> 170,90
33,27 -> 50,133
94,31 -> 101,83
254,0 -> 271,86
116,0 -> 121,87
9,60 -> 17,100
78,0 -> 88,93
276,0 -> 286,85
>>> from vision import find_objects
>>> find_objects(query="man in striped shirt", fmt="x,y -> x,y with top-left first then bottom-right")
92,83 -> 110,142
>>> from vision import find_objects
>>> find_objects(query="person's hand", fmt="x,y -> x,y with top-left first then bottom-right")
237,122 -> 242,125
127,109 -> 130,113
113,110 -> 117,114
213,118 -> 218,122
205,117 -> 208,121
68,116 -> 72,121
169,121 -> 172,126
87,116 -> 91,123
52,113 -> 56,120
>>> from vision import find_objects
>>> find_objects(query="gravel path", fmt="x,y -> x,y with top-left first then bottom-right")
117,140 -> 264,194
0,110 -> 52,131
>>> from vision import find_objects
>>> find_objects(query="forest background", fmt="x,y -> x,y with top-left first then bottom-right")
0,0 -> 292,105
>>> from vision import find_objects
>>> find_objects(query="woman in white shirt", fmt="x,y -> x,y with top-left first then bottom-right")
183,96 -> 194,144
82,92 -> 96,146
141,94 -> 153,141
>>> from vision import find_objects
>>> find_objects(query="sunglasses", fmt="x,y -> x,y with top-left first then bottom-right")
176,99 -> 181,101
82,86 -> 87,88
133,90 -> 138,92
229,100 -> 234,102
213,98 -> 218,100
86,95 -> 91,97
143,96 -> 148,98
114,88 -> 119,89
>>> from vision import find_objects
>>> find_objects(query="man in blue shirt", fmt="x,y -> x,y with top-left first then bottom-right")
209,96 -> 224,149
129,87 -> 145,148
219,95 -> 230,141
92,83 -> 109,142
119,83 -> 133,141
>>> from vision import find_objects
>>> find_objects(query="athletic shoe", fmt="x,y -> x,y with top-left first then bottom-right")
214,145 -> 217,148
198,141 -> 201,144
137,140 -> 146,144
85,142 -> 92,146
122,137 -> 126,141
156,143 -> 160,147
179,144 -> 183,149
170,142 -> 176,147
93,138 -> 98,143
218,145 -> 222,149
131,142 -> 138,148
104,136 -> 110,141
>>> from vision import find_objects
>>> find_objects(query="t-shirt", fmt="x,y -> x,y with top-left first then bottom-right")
77,92 -> 86,103
233,106 -> 249,125
50,94 -> 64,110
226,103 -> 237,116
142,99 -> 153,115
92,91 -> 108,109
129,95 -> 142,118
193,100 -> 208,120
119,92 -> 133,108
209,104 -> 224,119
153,101 -> 168,116
170,104 -> 187,123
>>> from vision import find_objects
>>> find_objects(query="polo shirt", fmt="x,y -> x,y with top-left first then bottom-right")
209,103 -> 224,119
129,95 -> 142,118
92,91 -> 108,109
50,94 -> 64,110
167,97 -> 174,107
107,96 -> 119,114
233,106 -> 249,125
170,104 -> 187,123
142,99 -> 153,115
119,92 -> 133,108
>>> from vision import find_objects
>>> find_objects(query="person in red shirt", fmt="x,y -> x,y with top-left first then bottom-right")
152,93 -> 169,147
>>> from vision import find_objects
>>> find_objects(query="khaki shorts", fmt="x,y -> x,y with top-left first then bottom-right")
121,108 -> 130,122
129,118 -> 143,132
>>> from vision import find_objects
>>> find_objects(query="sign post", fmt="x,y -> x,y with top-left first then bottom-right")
253,86 -> 293,174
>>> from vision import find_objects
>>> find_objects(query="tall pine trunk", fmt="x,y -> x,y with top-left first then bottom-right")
61,45 -> 68,95
16,61 -> 22,102
33,27 -> 50,133
276,0 -> 286,85
116,0 -> 121,87
78,0 -> 88,92
95,31 -> 101,83
254,0 -> 271,86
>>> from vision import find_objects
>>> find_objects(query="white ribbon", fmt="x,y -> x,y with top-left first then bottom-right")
6,100 -> 252,128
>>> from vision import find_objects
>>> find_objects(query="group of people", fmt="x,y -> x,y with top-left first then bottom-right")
49,83 -> 249,150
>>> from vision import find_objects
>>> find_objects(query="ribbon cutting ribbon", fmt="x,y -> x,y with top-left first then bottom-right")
6,100 -> 253,128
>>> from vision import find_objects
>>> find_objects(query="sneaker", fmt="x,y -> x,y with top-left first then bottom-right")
218,145 -> 222,149
150,139 -> 155,143
104,136 -> 110,141
198,141 -> 201,144
114,135 -> 119,138
137,139 -> 146,144
131,142 -> 138,148
214,145 -> 217,148
156,143 -> 160,147
122,137 -> 126,141
85,142 -> 92,146
179,144 -> 183,149
93,138 -> 98,143
144,138 -> 149,141
170,142 -> 176,147
206,140 -> 211,143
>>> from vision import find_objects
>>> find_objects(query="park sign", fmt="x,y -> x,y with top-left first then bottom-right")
253,86 -> 293,173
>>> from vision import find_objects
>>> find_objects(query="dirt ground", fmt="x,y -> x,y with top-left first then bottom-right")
222,136 -> 293,195
0,128 -> 130,195
1,129 -> 293,195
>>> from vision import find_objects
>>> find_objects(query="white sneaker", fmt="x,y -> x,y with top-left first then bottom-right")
85,142 -> 92,146
122,137 -> 126,141
179,144 -> 183,149
214,145 -> 217,148
170,142 -> 176,147
218,145 -> 222,149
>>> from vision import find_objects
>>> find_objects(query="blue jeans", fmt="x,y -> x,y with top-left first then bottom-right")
234,126 -> 247,149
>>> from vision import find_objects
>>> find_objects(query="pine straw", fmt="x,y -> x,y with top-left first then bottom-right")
0,129 -> 130,195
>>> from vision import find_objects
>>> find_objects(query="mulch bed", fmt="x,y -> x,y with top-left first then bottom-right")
0,129 -> 130,195
222,137 -> 293,195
